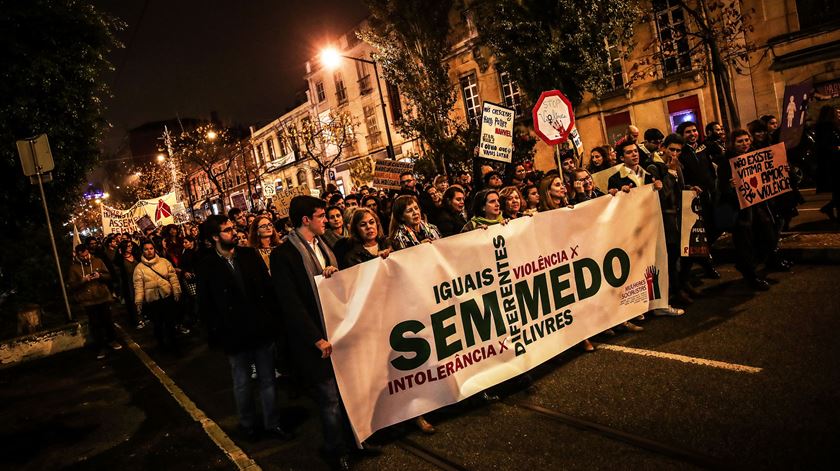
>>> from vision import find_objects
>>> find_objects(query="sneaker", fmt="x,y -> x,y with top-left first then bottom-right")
622,321 -> 644,332
635,314 -> 645,321
654,306 -> 685,317
96,350 -> 107,360
250,364 -> 258,380
176,325 -> 191,335
136,320 -> 146,330
108,340 -> 123,351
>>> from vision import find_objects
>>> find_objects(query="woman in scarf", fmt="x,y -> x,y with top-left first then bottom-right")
389,195 -> 442,250
462,189 -> 505,232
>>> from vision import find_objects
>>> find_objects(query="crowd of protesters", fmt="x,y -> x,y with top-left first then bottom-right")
65,106 -> 840,470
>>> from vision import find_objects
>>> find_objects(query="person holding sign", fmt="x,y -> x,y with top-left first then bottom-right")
717,130 -> 774,290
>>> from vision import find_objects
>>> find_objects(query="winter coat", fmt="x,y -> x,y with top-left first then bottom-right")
133,255 -> 181,304
197,247 -> 279,355
67,257 -> 112,307
341,239 -> 389,269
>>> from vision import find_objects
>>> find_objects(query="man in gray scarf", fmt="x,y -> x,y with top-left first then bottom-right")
270,195 -> 356,470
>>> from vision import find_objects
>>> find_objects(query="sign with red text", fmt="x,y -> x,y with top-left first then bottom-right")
533,90 -> 575,145
478,101 -> 515,163
729,143 -> 791,209
316,186 -> 668,443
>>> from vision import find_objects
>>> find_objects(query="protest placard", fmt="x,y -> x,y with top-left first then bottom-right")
272,184 -> 310,219
729,143 -> 791,209
591,166 -> 620,193
100,191 -> 179,234
680,191 -> 709,257
478,102 -> 515,163
373,159 -> 414,189
100,205 -> 136,234
316,185 -> 668,443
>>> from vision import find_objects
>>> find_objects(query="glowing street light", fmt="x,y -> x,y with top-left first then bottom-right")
318,46 -> 395,159
156,153 -> 166,162
206,130 -> 217,140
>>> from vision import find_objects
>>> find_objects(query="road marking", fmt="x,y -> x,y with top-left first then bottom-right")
596,343 -> 763,373
115,324 -> 261,470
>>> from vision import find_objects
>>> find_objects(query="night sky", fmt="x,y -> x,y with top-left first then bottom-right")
92,0 -> 368,152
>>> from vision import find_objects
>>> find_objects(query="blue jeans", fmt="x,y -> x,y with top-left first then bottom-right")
313,376 -> 354,456
228,343 -> 278,430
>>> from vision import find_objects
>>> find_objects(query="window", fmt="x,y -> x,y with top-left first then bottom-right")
255,143 -> 264,166
653,0 -> 691,75
315,81 -> 326,102
460,72 -> 481,126
296,169 -> 308,187
796,0 -> 840,29
334,72 -> 347,103
606,40 -> 625,90
356,61 -> 372,95
498,71 -> 523,117
364,104 -> 382,149
387,82 -> 402,122
265,138 -> 276,161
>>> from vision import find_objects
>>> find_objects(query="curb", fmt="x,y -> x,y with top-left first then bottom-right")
712,247 -> 840,265
0,321 -> 88,369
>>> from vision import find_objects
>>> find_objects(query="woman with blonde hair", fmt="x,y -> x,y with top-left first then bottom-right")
537,174 -> 571,212
499,186 -> 528,219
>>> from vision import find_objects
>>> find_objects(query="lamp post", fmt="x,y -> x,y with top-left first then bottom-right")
320,48 -> 395,160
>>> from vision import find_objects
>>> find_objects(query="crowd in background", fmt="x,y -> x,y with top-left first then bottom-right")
65,104 -> 840,470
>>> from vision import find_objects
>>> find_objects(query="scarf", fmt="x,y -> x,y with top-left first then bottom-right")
470,215 -> 504,226
285,229 -> 338,332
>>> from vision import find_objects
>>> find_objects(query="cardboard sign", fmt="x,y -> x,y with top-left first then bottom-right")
373,159 -> 414,189
591,166 -> 620,193
680,191 -> 709,257
729,144 -> 791,209
478,102 -> 515,163
272,184 -> 310,219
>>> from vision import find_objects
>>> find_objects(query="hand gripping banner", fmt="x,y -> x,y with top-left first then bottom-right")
316,185 -> 669,443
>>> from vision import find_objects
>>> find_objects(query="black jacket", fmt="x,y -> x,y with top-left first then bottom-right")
197,247 -> 279,355
608,166 -> 655,191
269,242 -> 334,383
679,143 -> 716,192
433,208 -> 467,237
341,239 -> 389,269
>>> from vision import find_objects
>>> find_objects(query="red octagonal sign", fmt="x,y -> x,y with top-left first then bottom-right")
532,90 -> 575,145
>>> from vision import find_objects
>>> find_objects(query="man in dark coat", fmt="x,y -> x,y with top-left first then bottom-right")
270,195 -> 356,470
608,141 -> 658,193
197,214 -> 291,442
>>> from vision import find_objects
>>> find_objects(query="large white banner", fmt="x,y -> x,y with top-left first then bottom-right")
316,186 -> 668,443
101,192 -> 177,234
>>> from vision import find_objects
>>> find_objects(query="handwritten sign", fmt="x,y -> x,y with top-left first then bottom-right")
680,191 -> 709,257
532,90 -> 575,145
729,143 -> 791,209
373,159 -> 414,189
272,184 -> 310,219
478,102 -> 515,163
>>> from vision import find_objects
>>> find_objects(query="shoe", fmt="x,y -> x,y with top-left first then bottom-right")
622,321 -> 644,332
96,350 -> 107,360
654,306 -> 685,317
601,328 -> 616,337
135,320 -> 146,330
702,268 -> 721,279
250,364 -> 258,380
176,325 -> 191,335
747,277 -> 770,291
820,205 -> 837,221
331,454 -> 352,471
356,442 -> 382,457
481,391 -> 500,402
415,416 -> 436,434
108,340 -> 123,351
265,425 -> 294,441
580,339 -> 595,352
635,314 -> 645,321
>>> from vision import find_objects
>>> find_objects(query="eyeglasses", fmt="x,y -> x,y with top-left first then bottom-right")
220,227 -> 235,233
258,223 -> 273,229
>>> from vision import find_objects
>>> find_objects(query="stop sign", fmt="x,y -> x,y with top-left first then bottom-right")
532,90 -> 575,145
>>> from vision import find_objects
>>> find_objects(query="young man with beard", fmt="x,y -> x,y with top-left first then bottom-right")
197,215 -> 292,442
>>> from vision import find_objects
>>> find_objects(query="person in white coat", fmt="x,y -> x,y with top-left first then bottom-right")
134,240 -> 181,350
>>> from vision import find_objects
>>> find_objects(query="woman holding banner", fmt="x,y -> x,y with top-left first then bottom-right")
387,196 -> 438,434
341,208 -> 391,268
434,186 -> 468,237
500,186 -> 527,219
462,189 -> 505,232
389,195 -> 442,250
570,169 -> 605,204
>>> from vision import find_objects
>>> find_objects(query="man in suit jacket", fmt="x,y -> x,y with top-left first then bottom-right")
270,195 -> 356,470
608,141 -> 662,194
197,214 -> 292,442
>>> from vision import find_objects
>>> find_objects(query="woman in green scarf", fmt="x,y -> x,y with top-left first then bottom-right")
461,189 -> 506,232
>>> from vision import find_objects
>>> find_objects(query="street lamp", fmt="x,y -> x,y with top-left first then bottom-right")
320,47 -> 395,159
206,130 -> 217,140
156,153 -> 166,162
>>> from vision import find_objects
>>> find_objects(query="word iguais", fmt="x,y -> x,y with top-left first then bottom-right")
389,238 -> 631,372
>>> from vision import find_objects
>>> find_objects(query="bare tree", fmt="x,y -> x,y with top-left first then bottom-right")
278,111 -> 358,190
169,124 -> 243,205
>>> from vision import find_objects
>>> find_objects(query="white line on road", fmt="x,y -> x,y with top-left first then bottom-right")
115,324 -> 261,471
596,343 -> 763,374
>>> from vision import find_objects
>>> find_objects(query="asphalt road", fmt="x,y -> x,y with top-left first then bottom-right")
2,263 -> 838,470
